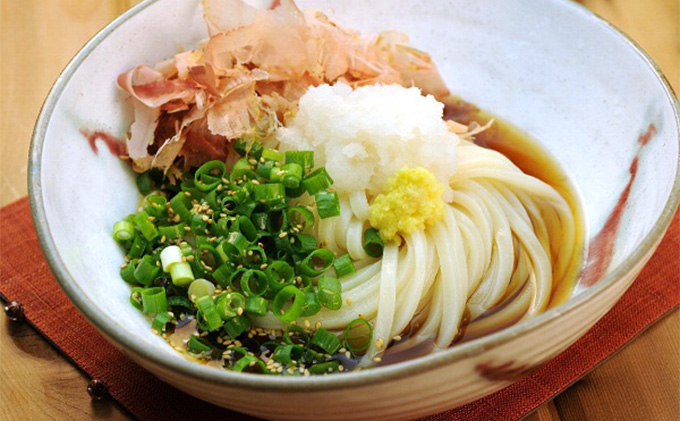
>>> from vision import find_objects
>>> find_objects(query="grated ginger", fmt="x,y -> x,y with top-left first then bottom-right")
369,167 -> 445,242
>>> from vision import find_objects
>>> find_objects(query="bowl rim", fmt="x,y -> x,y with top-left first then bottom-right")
28,0 -> 680,392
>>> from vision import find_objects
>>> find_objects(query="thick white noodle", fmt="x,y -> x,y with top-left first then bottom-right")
359,243 -> 398,366
254,141 -> 577,365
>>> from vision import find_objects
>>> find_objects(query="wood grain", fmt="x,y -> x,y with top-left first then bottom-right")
0,1 -> 678,420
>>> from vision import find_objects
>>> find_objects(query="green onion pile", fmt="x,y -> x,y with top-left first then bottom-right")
114,142 -> 374,375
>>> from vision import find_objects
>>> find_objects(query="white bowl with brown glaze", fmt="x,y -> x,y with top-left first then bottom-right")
28,0 -> 679,419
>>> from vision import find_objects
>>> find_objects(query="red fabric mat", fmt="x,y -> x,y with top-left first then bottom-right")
1,197 -> 678,421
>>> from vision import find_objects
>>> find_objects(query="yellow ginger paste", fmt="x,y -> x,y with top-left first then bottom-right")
369,167 -> 446,242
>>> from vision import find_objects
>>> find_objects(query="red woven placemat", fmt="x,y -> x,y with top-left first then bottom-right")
1,197 -> 678,420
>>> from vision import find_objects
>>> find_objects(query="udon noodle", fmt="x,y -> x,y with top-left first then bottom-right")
253,137 -> 576,366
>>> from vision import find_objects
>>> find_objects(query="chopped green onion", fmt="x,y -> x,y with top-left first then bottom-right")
204,189 -> 220,211
233,139 -> 248,156
285,185 -> 307,199
273,344 -> 305,366
195,244 -> 221,271
287,206 -> 314,231
145,195 -> 168,219
284,324 -> 310,346
169,193 -> 192,221
158,223 -> 185,240
285,151 -> 314,171
227,268 -> 248,291
300,289 -> 321,317
245,142 -> 263,159
224,347 -> 249,365
243,245 -> 267,267
130,287 -> 144,311
280,163 -> 303,188
315,190 -> 340,219
179,243 -> 193,257
195,235 -> 211,248
245,296 -> 268,316
310,329 -> 342,355
141,287 -> 167,314
232,355 -> 267,373
151,312 -> 174,333
234,200 -> 257,217
180,179 -> 204,200
241,270 -> 269,297
120,259 -> 138,284
302,168 -> 333,195
297,248 -> 334,276
136,172 -> 153,195
213,264 -> 234,288
363,228 -> 384,257
160,245 -> 183,271
116,149 -> 358,376
265,260 -> 295,293
189,213 -> 208,234
333,254 -> 356,278
344,318 -> 373,355
134,255 -> 160,286
219,231 -> 250,262
231,158 -> 257,181
234,216 -> 258,242
261,148 -> 285,165
290,234 -> 318,255
194,160 -> 226,191
133,211 -> 159,241
188,278 -> 216,301
272,285 -> 305,324
308,360 -> 340,374
216,292 -> 246,320
211,217 -> 230,237
169,261 -> 194,286
256,162 -> 274,179
220,196 -> 240,214
253,183 -> 287,209
224,315 -> 251,338
127,233 -> 148,259
317,276 -> 342,310
113,220 -> 135,243
195,295 -> 223,331
187,335 -> 212,354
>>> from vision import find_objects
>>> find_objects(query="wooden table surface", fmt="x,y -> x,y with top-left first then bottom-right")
1,1 -> 678,420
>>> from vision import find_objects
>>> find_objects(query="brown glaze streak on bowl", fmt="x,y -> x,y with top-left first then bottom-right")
80,129 -> 126,157
580,123 -> 659,287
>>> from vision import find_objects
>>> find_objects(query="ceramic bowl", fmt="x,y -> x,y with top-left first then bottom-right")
29,0 -> 679,419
